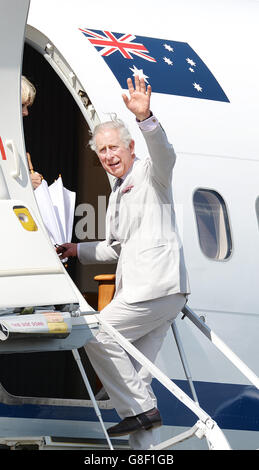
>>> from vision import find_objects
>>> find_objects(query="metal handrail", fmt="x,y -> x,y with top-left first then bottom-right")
181,305 -> 259,390
76,303 -> 259,449
99,316 -> 231,450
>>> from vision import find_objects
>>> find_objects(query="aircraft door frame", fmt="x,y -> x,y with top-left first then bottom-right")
0,0 -> 33,205
0,0 -> 90,310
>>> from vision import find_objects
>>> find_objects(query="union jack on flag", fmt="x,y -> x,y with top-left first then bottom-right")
80,29 -> 157,62
80,28 -> 229,103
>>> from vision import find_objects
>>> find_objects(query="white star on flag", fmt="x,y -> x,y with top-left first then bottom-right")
193,82 -> 203,92
186,58 -> 196,67
164,44 -> 174,52
129,65 -> 149,82
163,57 -> 173,66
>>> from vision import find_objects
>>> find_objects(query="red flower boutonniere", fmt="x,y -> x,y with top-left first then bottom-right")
122,185 -> 134,194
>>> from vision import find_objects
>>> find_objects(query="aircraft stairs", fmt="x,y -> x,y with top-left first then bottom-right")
96,304 -> 259,450
0,303 -> 259,450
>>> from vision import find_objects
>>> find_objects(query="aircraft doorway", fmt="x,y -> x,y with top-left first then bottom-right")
22,42 -> 115,308
0,42 -> 116,401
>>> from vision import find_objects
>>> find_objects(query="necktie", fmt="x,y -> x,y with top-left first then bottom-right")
113,177 -> 123,191
107,178 -> 122,244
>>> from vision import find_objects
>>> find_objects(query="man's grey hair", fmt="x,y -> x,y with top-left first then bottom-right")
89,115 -> 133,153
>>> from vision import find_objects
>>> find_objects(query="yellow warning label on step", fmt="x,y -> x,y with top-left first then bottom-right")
48,322 -> 68,334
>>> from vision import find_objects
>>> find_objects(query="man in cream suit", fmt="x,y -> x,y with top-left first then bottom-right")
58,77 -> 190,447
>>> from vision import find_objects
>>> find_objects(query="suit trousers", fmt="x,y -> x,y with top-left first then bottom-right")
85,290 -> 186,419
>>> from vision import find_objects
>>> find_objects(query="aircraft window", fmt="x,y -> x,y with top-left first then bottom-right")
193,189 -> 232,260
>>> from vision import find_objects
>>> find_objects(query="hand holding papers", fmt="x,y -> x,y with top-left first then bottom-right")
34,176 -> 76,259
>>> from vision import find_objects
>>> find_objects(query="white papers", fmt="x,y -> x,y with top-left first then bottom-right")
34,176 -> 76,246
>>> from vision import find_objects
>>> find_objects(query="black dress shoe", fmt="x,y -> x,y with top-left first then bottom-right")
107,407 -> 162,437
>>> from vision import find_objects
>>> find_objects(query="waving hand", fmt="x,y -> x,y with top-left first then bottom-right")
122,76 -> 152,121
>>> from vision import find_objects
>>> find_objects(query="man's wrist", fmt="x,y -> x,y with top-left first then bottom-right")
137,112 -> 159,132
136,111 -> 153,122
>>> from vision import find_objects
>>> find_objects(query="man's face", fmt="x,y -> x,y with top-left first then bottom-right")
95,128 -> 135,178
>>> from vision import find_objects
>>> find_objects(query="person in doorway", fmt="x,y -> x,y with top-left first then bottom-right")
21,75 -> 43,189
57,76 -> 190,448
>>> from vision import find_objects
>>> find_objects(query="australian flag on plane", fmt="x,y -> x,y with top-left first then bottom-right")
80,28 -> 229,103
